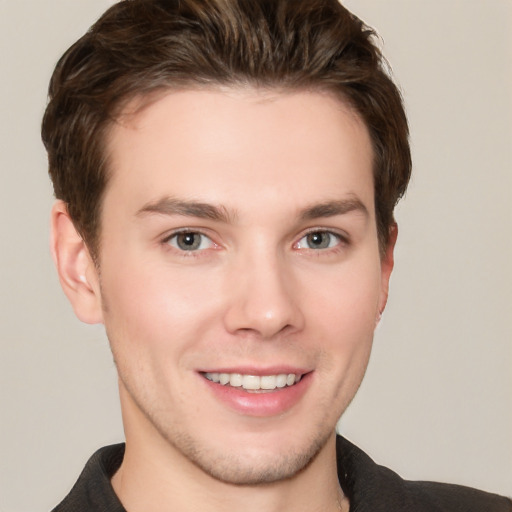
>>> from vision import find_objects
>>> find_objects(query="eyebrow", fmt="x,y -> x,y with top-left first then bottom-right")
299,197 -> 368,220
137,196 -> 368,223
137,197 -> 236,223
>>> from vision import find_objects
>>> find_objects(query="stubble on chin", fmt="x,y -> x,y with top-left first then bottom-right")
153,420 -> 335,486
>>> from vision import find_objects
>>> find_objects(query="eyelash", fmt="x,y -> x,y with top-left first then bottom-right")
161,229 -> 218,256
161,227 -> 349,257
294,229 -> 349,253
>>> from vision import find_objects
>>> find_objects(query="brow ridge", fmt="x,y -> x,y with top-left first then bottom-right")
137,197 -> 236,223
300,198 -> 368,220
137,196 -> 367,224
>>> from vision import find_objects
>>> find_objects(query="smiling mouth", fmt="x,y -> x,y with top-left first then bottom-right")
203,372 -> 303,392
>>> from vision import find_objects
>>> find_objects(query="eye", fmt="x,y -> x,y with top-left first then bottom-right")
295,231 -> 343,250
165,231 -> 215,251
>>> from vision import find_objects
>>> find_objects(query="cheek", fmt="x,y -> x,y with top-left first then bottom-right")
304,257 -> 381,386
99,257 -> 223,354
305,258 -> 382,339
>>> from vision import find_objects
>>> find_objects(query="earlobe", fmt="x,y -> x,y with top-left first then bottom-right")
377,223 -> 398,324
50,201 -> 103,324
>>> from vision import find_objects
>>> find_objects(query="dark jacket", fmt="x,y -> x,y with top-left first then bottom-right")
52,436 -> 512,511
336,436 -> 512,511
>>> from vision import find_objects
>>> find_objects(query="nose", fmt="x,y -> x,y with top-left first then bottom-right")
222,250 -> 305,340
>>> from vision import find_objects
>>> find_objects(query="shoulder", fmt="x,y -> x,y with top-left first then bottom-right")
336,435 -> 512,512
404,479 -> 512,511
51,444 -> 126,512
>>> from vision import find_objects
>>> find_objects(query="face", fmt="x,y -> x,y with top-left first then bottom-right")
76,88 -> 394,484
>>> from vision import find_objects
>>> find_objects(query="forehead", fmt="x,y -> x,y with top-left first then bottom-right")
104,87 -> 375,218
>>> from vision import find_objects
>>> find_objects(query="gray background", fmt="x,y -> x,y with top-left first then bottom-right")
1,1 -> 511,510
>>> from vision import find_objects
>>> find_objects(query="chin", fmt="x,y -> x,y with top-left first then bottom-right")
163,426 -> 334,486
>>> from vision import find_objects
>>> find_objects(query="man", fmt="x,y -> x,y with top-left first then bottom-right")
42,0 -> 512,510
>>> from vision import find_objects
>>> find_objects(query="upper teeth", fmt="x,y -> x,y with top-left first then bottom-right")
204,372 -> 302,390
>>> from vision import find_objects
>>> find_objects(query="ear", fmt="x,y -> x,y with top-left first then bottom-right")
377,223 -> 398,324
50,201 -> 103,324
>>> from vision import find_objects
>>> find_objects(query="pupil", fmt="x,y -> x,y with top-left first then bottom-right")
178,233 -> 200,250
183,234 -> 195,245
307,232 -> 329,249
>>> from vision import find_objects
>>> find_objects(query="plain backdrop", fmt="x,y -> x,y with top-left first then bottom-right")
1,1 -> 511,510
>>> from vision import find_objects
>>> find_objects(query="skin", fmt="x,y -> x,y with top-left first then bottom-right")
51,88 -> 396,512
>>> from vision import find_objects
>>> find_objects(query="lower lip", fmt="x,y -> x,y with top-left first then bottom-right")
201,373 -> 312,417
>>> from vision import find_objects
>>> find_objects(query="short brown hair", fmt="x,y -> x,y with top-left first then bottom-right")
42,0 -> 411,259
